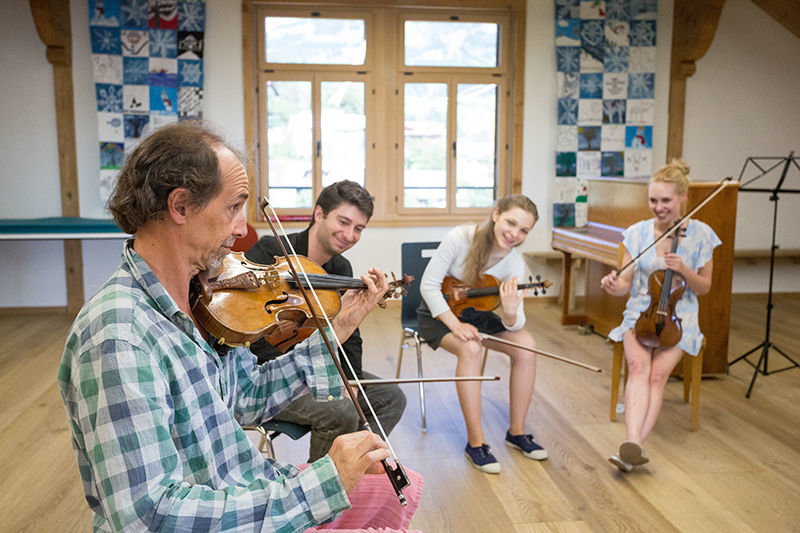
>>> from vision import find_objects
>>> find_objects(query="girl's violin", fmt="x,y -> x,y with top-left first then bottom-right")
634,229 -> 686,348
442,273 -> 551,317
191,252 -> 409,347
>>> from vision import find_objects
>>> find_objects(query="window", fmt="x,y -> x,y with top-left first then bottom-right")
244,1 -> 525,225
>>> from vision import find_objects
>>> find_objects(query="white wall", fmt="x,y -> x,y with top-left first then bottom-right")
1,0 -> 797,308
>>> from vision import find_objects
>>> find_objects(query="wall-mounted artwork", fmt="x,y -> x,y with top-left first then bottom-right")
554,0 -> 657,227
90,0 -> 206,202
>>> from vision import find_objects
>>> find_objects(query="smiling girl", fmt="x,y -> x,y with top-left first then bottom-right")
417,194 -> 546,474
601,159 -> 721,472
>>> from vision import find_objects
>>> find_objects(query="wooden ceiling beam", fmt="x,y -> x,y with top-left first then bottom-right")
751,0 -> 800,39
667,0 -> 727,162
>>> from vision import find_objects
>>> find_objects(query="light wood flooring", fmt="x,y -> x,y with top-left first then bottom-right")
1,294 -> 799,532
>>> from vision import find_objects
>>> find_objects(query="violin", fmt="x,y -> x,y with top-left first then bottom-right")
441,274 -> 551,317
634,229 -> 686,348
192,251 -> 410,347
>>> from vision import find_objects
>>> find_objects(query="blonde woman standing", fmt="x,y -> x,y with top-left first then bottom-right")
601,160 -> 721,472
417,195 -> 547,474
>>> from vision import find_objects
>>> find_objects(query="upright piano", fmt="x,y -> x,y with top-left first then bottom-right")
551,177 -> 738,374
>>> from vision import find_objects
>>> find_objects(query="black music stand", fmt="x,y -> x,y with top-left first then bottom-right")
728,152 -> 800,397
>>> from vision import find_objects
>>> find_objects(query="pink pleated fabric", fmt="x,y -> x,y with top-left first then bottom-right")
304,467 -> 424,532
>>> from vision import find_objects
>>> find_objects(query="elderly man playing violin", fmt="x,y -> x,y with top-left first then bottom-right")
57,121 -> 421,531
245,180 -> 407,463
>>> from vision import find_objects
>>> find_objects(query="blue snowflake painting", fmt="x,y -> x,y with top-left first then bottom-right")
123,57 -> 148,84
630,21 -> 656,46
558,98 -> 579,125
604,46 -> 629,72
580,73 -> 603,99
605,0 -> 629,21
178,2 -> 205,32
121,0 -> 148,29
91,27 -> 122,54
580,19 -> 604,46
628,73 -> 654,98
96,83 -> 123,112
149,29 -> 178,57
557,47 -> 581,73
179,60 -> 203,87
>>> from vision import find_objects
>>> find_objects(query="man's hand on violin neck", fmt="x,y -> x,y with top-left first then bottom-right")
333,268 -> 389,341
327,431 -> 390,493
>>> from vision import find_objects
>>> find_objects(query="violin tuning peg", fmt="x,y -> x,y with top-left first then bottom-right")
535,274 -> 542,282
533,289 -> 539,297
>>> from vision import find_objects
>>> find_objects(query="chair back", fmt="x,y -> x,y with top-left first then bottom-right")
232,223 -> 259,252
400,242 -> 440,329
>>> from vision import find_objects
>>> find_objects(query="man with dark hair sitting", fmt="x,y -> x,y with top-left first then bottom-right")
246,180 -> 407,462
57,122 -> 421,531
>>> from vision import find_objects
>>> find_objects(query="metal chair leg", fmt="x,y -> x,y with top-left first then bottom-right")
413,331 -> 427,432
396,330 -> 407,379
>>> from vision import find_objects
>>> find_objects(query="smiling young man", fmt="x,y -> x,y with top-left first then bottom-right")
57,123 -> 421,531
246,180 -> 407,462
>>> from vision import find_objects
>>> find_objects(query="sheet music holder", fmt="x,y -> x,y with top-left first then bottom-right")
728,151 -> 800,397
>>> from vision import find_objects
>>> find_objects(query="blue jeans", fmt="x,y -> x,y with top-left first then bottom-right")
269,371 -> 407,462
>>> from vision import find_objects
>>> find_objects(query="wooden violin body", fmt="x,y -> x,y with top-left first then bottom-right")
192,251 -> 411,348
192,252 -> 341,347
634,269 -> 685,348
441,273 -> 551,317
634,230 -> 686,349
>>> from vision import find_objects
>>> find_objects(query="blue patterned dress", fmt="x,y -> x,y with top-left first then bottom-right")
608,218 -> 721,356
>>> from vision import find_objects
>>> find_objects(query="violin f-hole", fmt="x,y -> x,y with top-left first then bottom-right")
264,292 -> 291,313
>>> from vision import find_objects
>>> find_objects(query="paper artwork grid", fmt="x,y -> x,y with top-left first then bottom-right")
554,0 -> 656,227
89,0 -> 205,201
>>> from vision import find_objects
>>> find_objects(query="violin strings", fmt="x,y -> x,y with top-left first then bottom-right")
263,203 -> 398,460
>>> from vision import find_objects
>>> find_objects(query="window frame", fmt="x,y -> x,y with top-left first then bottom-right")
243,0 -> 526,227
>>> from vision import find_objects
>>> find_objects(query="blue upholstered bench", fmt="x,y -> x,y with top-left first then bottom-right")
0,217 -> 128,240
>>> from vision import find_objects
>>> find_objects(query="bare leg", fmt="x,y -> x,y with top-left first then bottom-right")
638,346 -> 684,442
621,330 -> 654,445
486,329 -> 537,435
439,334 -> 487,447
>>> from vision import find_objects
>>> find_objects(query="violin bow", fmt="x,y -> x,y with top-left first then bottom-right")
480,333 -> 603,373
259,197 -> 411,505
616,176 -> 734,277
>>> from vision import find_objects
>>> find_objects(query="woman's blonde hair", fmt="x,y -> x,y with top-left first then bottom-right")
461,194 -> 538,286
652,159 -> 691,194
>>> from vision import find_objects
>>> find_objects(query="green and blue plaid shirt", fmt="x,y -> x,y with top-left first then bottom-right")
58,241 -> 349,532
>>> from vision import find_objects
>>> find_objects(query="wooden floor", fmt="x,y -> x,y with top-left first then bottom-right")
1,294 -> 799,532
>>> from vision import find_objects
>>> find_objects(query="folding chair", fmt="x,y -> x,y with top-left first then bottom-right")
395,242 -> 488,432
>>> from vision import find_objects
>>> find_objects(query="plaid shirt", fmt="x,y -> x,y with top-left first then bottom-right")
58,241 -> 349,532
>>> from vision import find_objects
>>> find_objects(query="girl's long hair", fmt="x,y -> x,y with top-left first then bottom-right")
461,195 -> 538,286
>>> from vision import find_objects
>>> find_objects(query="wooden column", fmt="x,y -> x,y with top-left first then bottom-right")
667,0 -> 726,162
29,0 -> 84,315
